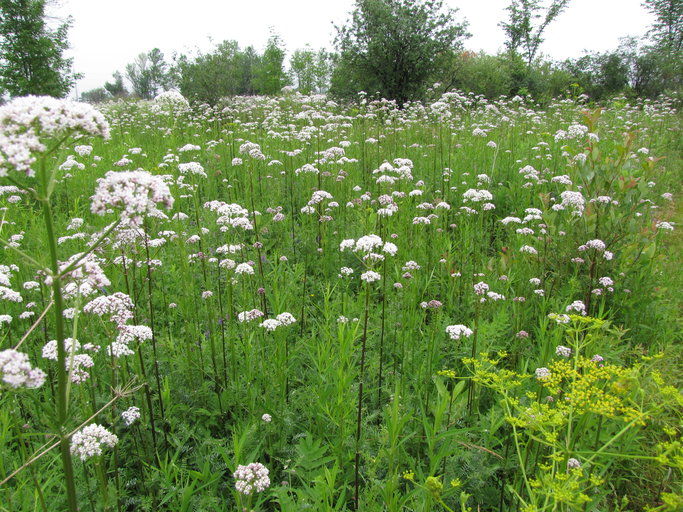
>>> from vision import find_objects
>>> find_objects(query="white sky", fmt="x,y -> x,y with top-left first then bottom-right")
54,0 -> 655,95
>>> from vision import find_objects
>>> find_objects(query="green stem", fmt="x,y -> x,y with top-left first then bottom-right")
354,282 -> 371,509
42,195 -> 79,512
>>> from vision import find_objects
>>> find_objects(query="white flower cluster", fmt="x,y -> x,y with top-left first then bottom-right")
445,324 -> 473,340
121,406 -> 141,426
178,162 -> 207,178
233,462 -> 270,495
557,191 -> 585,216
579,239 -> 606,252
0,285 -> 22,302
403,261 -> 420,271
0,96 -> 109,178
340,234 -> 397,260
0,349 -> 46,389
548,313 -> 571,324
238,309 -> 264,323
90,170 -> 174,227
555,345 -> 572,358
153,90 -> 190,108
473,282 -> 489,296
211,202 -> 253,231
239,141 -> 265,160
339,267 -> 354,278
234,263 -> 255,275
566,300 -> 586,315
42,338 -> 80,360
372,158 -> 414,183
656,221 -> 674,231
535,367 -> 551,380
83,292 -> 148,358
42,338 -> 96,384
554,124 -> 588,141
295,163 -> 320,176
70,424 -> 119,461
462,189 -> 493,203
58,252 -> 111,298
259,312 -> 296,331
360,270 -> 381,283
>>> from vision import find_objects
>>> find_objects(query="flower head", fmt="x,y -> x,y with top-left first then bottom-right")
121,406 -> 141,426
0,96 -> 109,178
91,171 -> 174,227
446,324 -> 473,340
0,349 -> 46,389
70,424 -> 118,461
233,462 -> 270,495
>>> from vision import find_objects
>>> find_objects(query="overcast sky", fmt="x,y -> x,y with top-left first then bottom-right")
54,0 -> 655,96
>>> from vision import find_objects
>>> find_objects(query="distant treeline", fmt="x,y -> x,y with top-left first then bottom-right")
74,1 -> 682,105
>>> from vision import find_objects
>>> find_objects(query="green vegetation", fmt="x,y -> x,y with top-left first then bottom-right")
0,90 -> 681,511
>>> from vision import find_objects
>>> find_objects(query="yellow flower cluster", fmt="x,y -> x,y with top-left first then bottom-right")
528,465 -> 592,508
463,352 -> 526,391
540,356 -> 644,424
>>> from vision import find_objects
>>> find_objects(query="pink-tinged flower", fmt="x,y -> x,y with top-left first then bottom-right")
566,300 -> 586,315
555,345 -> 572,358
238,309 -> 264,323
598,276 -> 613,287
535,367 -> 551,380
0,96 -> 109,178
0,349 -> 46,389
83,293 -> 135,326
567,458 -> 581,470
90,171 -> 174,227
121,406 -> 141,426
473,282 -> 489,295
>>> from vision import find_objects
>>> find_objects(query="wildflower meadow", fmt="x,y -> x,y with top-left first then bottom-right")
0,90 -> 681,511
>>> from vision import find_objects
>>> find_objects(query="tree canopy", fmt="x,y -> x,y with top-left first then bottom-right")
499,0 -> 571,66
331,0 -> 469,105
0,0 -> 78,97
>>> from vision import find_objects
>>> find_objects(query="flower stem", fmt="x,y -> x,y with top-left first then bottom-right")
42,196 -> 79,512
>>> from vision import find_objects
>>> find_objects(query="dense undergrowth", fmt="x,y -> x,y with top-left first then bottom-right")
0,90 -> 681,511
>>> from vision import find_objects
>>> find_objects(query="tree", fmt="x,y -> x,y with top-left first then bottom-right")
642,0 -> 682,94
176,40 -> 253,104
643,0 -> 683,52
0,0 -> 79,97
290,47 -> 332,94
290,47 -> 316,94
125,48 -> 170,99
500,0 -> 571,66
253,33 -> 289,95
104,71 -> 127,98
331,0 -> 469,105
80,87 -> 109,103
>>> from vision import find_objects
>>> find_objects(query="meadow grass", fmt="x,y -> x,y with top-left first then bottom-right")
0,91 -> 682,511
